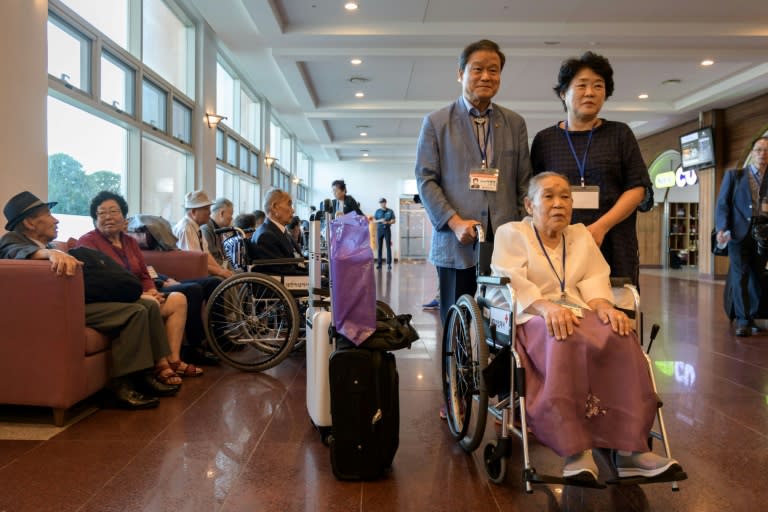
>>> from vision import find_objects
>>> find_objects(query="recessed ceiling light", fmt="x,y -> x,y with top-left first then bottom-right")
360,132 -> 368,137
355,91 -> 364,98
350,58 -> 362,65
638,93 -> 649,99
662,79 -> 682,86
344,2 -> 358,11
701,59 -> 714,66
363,153 -> 369,157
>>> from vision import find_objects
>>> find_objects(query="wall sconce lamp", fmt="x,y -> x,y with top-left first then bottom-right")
264,155 -> 278,168
205,113 -> 227,128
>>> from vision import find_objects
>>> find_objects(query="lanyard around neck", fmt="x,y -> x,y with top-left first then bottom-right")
563,120 -> 596,187
533,225 -> 567,299
472,114 -> 492,168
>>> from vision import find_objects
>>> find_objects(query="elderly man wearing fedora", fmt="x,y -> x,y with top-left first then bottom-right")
0,191 -> 179,410
173,190 -> 233,279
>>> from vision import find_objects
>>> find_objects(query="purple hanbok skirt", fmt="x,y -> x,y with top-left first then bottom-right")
516,310 -> 657,457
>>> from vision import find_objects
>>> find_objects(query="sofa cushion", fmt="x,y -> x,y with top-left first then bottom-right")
85,327 -> 111,356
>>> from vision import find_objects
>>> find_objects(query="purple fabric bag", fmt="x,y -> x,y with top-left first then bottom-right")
330,212 -> 376,345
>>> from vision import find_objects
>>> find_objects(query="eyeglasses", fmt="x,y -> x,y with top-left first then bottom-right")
96,209 -> 123,218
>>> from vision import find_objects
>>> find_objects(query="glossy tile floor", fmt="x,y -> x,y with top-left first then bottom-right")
1,261 -> 767,511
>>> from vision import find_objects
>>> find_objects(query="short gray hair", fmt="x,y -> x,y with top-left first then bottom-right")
526,172 -> 571,201
211,197 -> 233,213
263,188 -> 290,211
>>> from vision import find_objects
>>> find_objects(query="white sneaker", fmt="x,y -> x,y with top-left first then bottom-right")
563,450 -> 598,481
614,451 -> 680,478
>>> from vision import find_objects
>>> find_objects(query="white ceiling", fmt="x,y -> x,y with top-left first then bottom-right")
182,0 -> 768,164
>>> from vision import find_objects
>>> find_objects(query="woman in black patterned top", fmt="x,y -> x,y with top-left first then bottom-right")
531,52 -> 651,285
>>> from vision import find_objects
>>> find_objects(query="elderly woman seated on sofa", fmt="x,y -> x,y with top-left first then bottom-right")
77,191 -> 203,378
489,172 -> 682,482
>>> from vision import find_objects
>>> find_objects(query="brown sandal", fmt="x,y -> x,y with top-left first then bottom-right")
170,360 -> 204,377
155,364 -> 183,385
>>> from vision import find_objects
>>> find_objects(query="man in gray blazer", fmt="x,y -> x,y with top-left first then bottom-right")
416,39 -> 532,324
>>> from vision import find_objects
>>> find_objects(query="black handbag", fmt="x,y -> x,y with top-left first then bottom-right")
68,247 -> 143,303
711,229 -> 727,256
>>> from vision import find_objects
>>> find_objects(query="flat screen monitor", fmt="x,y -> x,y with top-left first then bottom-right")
679,127 -> 715,171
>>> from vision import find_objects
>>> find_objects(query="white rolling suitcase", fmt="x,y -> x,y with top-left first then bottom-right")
306,307 -> 333,442
306,212 -> 334,443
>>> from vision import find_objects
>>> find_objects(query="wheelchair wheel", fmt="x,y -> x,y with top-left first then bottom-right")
442,294 -> 489,452
205,273 -> 300,372
484,440 -> 507,484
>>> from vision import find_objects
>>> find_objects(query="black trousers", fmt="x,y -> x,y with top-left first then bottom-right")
162,276 -> 222,346
377,230 -> 392,266
437,266 -> 477,326
728,236 -> 767,326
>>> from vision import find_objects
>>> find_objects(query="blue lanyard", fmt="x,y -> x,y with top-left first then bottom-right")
563,120 -> 596,187
533,226 -> 567,299
472,115 -> 492,168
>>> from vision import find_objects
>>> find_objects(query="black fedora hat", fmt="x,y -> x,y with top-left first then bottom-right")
3,191 -> 57,231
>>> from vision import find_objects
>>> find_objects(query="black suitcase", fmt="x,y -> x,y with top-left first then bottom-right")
328,347 -> 399,480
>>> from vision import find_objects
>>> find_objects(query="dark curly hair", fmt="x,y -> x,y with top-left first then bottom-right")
553,51 -> 614,112
89,190 -> 128,220
459,39 -> 505,72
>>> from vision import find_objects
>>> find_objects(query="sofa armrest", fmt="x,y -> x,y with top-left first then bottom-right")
142,250 -> 208,281
0,260 -> 88,408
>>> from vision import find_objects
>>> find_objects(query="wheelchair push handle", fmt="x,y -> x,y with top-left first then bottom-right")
214,226 -> 254,237
474,224 -> 486,244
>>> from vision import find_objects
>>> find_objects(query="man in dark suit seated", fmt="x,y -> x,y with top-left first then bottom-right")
248,188 -> 307,276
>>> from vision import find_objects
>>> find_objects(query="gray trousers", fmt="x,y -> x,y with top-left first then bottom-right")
84,298 -> 171,378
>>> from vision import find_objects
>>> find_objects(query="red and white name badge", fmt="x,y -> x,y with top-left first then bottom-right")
468,168 -> 499,192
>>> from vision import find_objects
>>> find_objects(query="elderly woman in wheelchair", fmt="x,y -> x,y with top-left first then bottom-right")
443,171 -> 684,489
493,171 -> 682,481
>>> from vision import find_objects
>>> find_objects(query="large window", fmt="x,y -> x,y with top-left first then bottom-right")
48,14 -> 91,93
216,167 -> 260,213
59,0 -> 129,50
142,0 -> 193,96
101,50 -> 135,114
48,1 -> 197,236
141,138 -> 190,222
216,62 -> 235,126
47,96 -> 127,240
240,89 -> 261,146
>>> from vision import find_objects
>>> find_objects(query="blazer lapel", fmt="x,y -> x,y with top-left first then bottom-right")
454,98 -> 480,164
490,107 -> 504,168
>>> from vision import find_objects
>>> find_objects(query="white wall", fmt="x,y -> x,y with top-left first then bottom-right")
313,160 -> 415,259
0,0 -> 48,235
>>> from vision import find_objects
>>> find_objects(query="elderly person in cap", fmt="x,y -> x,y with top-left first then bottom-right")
200,197 -> 234,268
0,191 -> 180,409
77,190 -> 203,378
373,197 -> 396,270
173,190 -> 233,279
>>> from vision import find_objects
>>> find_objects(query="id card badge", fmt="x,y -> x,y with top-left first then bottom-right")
553,298 -> 584,318
572,185 -> 600,209
146,265 -> 159,279
468,168 -> 499,192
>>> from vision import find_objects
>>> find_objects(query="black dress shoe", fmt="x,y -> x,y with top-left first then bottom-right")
108,380 -> 160,410
136,373 -> 180,397
735,326 -> 751,337
185,346 -> 220,366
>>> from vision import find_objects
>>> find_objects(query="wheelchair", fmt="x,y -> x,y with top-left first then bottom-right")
203,226 -> 315,372
442,226 -> 687,492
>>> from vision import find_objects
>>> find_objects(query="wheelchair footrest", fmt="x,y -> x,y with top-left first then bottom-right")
605,468 -> 687,487
524,468 -> 607,489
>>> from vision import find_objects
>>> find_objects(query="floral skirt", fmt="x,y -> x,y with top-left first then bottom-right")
516,310 -> 657,457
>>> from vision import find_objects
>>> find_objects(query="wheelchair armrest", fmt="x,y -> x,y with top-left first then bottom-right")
477,275 -> 509,287
249,257 -> 306,267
